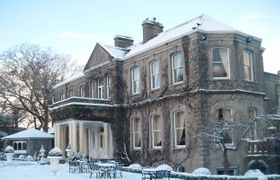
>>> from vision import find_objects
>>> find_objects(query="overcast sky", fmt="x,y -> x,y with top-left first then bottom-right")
0,0 -> 279,73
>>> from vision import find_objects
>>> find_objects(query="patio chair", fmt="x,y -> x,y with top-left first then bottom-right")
89,163 -> 100,178
69,161 -> 80,173
115,163 -> 123,178
155,170 -> 170,180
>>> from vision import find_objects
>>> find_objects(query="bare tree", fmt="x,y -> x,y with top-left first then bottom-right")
202,113 -> 249,175
0,43 -> 81,132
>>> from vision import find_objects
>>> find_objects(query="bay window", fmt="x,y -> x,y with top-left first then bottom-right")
212,47 -> 230,78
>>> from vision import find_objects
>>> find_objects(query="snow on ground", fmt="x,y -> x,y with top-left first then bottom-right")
0,161 -> 181,180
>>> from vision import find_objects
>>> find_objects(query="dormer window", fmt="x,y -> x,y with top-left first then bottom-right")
212,47 -> 230,79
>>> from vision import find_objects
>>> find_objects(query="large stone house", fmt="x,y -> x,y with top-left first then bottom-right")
50,15 -> 280,175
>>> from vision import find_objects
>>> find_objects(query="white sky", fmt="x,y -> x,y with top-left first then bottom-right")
0,0 -> 279,73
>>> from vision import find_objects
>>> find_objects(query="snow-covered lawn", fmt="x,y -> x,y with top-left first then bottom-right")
0,161 -> 181,180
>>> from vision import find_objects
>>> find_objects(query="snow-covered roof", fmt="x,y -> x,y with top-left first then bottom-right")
53,72 -> 84,89
125,14 -> 241,59
54,14 -> 262,89
98,14 -> 260,60
99,43 -> 128,59
1,128 -> 54,140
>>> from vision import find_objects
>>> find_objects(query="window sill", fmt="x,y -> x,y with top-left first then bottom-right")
242,80 -> 256,84
130,92 -> 140,97
169,81 -> 185,88
172,146 -> 186,150
149,87 -> 160,92
149,147 -> 162,151
212,77 -> 231,80
172,81 -> 184,85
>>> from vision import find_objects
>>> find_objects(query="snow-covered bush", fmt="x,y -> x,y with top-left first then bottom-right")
4,146 -> 14,153
18,155 -> 25,159
48,147 -> 62,156
244,169 -> 267,180
26,155 -> 33,161
128,163 -> 142,170
192,167 -> 211,175
156,164 -> 173,171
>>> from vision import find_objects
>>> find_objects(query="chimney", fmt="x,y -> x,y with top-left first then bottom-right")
114,35 -> 134,48
142,18 -> 163,43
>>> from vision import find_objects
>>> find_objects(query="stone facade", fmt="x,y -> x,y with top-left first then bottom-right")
50,15 -> 280,174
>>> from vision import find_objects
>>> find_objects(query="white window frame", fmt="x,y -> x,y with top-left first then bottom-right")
216,108 -> 234,147
173,111 -> 186,148
91,81 -> 95,98
98,79 -> 104,99
107,76 -> 111,99
150,60 -> 160,90
151,115 -> 162,149
243,50 -> 254,81
171,52 -> 184,84
132,118 -> 141,149
13,141 -> 27,154
212,47 -> 230,79
80,85 -> 85,97
131,66 -> 140,94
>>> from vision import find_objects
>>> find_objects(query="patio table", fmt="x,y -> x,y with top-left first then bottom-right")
95,162 -> 117,178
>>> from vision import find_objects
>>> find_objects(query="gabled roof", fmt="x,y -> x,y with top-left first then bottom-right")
1,128 -> 54,140
99,43 -> 128,59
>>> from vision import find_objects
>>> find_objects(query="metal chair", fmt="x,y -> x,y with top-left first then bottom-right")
69,161 -> 80,173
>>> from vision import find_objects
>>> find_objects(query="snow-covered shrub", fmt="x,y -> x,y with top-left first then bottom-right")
156,164 -> 173,171
4,146 -> 14,153
128,163 -> 142,170
26,155 -> 33,161
192,167 -> 211,175
48,147 -> 62,156
244,169 -> 267,180
18,155 -> 25,159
